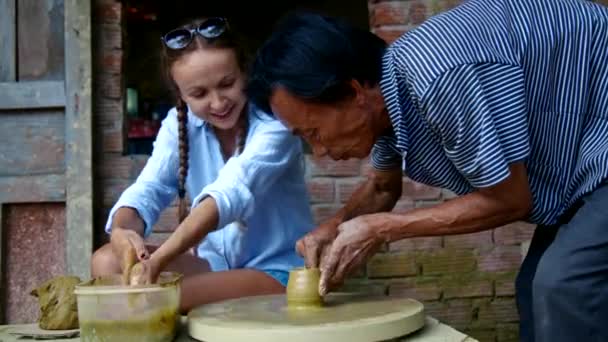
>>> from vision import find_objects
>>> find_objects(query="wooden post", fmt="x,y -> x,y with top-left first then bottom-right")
64,0 -> 94,280
0,0 -> 16,324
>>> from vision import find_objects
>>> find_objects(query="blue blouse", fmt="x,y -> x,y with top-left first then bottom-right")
105,104 -> 314,273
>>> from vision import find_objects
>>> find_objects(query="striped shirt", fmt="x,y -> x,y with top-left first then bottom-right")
372,0 -> 608,225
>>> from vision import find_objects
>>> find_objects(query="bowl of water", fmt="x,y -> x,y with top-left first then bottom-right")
74,272 -> 182,342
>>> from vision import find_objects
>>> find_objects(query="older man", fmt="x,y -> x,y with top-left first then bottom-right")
248,1 -> 608,341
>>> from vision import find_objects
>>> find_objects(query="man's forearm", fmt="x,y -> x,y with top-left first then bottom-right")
377,163 -> 533,242
330,168 -> 402,225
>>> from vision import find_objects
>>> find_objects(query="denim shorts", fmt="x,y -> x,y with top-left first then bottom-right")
264,270 -> 289,287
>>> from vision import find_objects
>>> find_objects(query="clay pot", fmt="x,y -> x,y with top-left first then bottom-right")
286,267 -> 323,308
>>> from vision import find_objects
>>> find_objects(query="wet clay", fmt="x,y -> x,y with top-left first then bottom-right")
79,307 -> 178,342
30,276 -> 81,330
286,267 -> 323,309
121,246 -> 138,285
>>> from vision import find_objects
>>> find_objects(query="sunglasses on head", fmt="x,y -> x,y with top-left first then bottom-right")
161,17 -> 229,50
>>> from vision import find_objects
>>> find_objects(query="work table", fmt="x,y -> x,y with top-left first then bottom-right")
0,316 -> 477,341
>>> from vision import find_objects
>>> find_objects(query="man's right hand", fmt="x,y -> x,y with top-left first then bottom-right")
296,221 -> 340,268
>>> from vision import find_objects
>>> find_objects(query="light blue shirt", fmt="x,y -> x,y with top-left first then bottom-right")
105,104 -> 314,273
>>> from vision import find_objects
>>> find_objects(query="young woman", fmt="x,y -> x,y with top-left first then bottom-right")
91,17 -> 314,312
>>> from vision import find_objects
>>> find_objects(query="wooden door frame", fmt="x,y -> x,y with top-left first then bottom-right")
0,0 -> 93,322
64,0 -> 94,281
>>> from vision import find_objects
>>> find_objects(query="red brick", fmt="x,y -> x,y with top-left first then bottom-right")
430,0 -> 464,15
493,221 -> 535,245
306,156 -> 361,177
478,246 -> 522,273
311,204 -> 342,224
442,188 -> 458,199
336,178 -> 365,203
414,200 -> 443,209
495,273 -> 517,297
390,198 -> 415,213
367,252 -> 418,278
402,178 -> 442,200
476,298 -> 519,324
98,155 -> 135,179
359,157 -> 374,177
444,231 -> 493,250
369,2 -> 408,27
101,128 -> 125,153
307,178 -> 335,203
96,98 -> 124,129
338,279 -> 387,296
372,27 -> 407,43
496,323 -> 519,342
425,299 -> 474,330
97,24 -> 122,50
408,1 -> 429,25
153,207 -> 179,233
419,249 -> 476,275
388,278 -> 441,301
100,179 -> 131,207
146,232 -> 171,246
443,276 -> 493,299
98,72 -> 123,99
101,50 -> 123,74
389,236 -> 442,251
96,1 -> 122,25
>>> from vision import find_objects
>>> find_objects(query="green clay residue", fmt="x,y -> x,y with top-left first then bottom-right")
30,276 -> 81,330
79,307 -> 178,342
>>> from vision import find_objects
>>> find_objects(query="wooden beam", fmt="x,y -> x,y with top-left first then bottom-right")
64,0 -> 93,279
0,205 -> 4,324
0,0 -> 16,82
0,174 -> 66,203
0,81 -> 66,110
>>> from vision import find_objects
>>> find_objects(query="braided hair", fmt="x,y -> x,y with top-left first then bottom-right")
161,18 -> 251,224
176,98 -> 189,223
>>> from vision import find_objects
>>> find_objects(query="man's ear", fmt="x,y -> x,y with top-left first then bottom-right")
349,79 -> 370,107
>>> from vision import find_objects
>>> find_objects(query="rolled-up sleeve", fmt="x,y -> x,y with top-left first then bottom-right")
105,110 -> 180,237
422,63 -> 530,188
192,117 -> 302,230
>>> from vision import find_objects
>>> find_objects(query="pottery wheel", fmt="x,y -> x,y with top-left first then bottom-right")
188,293 -> 425,342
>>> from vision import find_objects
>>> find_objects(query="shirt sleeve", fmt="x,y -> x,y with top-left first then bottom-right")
421,63 -> 530,188
371,48 -> 408,171
105,109 -> 180,237
371,134 -> 402,170
192,114 -> 304,230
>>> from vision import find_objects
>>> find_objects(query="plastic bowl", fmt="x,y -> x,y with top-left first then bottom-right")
74,272 -> 182,342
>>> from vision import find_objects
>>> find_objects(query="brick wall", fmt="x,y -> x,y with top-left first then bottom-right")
91,1 -> 605,341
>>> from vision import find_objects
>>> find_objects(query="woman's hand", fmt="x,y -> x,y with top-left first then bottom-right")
129,257 -> 162,285
319,214 -> 387,295
110,227 -> 150,284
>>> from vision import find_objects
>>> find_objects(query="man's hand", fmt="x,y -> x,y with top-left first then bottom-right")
318,214 -> 387,295
296,221 -> 340,268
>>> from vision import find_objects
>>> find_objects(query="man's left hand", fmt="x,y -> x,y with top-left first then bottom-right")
319,214 -> 387,295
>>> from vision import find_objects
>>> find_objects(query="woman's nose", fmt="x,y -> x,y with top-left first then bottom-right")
208,92 -> 227,112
